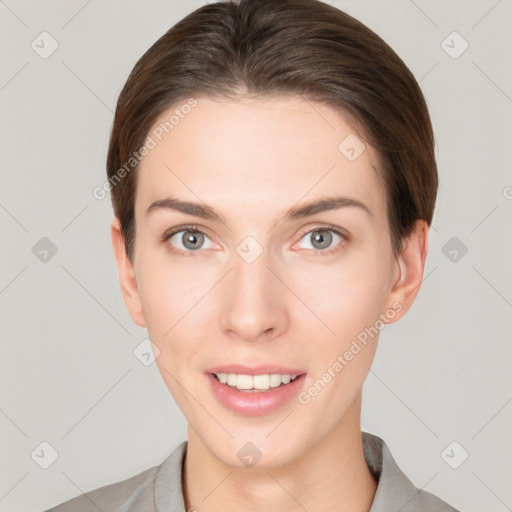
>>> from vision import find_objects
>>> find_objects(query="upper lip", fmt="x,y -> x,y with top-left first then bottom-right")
205,364 -> 306,376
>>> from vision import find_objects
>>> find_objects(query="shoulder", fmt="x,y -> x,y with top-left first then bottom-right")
408,487 -> 461,512
42,464 -> 159,512
42,441 -> 188,512
362,432 -> 460,512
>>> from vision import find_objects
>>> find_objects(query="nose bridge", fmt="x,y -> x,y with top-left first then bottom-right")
219,237 -> 288,341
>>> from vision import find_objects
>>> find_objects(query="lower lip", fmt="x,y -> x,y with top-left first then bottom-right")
206,373 -> 306,416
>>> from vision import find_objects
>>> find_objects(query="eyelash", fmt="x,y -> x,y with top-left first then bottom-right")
161,223 -> 349,257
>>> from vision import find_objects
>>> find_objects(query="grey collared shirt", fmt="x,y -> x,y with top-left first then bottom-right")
44,432 -> 459,511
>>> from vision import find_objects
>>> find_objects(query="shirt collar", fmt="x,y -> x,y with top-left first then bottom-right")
154,431 -> 424,512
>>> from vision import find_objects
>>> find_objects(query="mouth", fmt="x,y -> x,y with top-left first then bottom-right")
205,369 -> 307,416
211,372 -> 301,392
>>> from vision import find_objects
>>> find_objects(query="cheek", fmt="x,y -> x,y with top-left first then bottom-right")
135,250 -> 219,388
137,255 -> 210,406
136,249 -> 212,336
294,255 -> 390,418
294,248 -> 392,341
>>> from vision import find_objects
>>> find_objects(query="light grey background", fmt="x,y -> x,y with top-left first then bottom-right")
1,1 -> 511,511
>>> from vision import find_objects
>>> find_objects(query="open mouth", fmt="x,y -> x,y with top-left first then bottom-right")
207,371 -> 307,415
211,372 -> 302,393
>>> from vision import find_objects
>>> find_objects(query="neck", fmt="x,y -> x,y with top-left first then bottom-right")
182,394 -> 377,512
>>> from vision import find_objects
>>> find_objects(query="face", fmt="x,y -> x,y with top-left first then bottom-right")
112,95 -> 426,468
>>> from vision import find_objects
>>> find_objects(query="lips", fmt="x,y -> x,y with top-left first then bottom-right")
205,364 -> 306,376
205,364 -> 307,416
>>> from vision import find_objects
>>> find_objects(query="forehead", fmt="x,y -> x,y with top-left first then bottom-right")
135,95 -> 387,224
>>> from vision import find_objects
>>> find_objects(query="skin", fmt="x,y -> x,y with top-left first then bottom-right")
111,95 -> 429,512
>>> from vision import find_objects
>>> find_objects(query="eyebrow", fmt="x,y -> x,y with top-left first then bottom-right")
145,195 -> 372,223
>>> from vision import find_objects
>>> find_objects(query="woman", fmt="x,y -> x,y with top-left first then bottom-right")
46,0 -> 459,510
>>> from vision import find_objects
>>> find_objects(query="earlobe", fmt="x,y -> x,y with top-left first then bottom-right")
110,216 -> 146,328
382,220 -> 429,324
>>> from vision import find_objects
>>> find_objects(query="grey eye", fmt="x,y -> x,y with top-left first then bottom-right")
297,229 -> 342,251
311,229 -> 332,249
168,230 -> 215,252
182,231 -> 205,250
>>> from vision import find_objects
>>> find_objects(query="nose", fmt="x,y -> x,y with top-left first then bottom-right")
219,245 -> 290,343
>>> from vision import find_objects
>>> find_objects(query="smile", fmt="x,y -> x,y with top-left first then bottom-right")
206,372 -> 307,415
213,372 -> 299,391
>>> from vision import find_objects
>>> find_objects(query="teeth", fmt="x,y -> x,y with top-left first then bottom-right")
214,373 -> 299,391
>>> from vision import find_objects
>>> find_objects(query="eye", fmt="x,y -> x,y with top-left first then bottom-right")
295,225 -> 347,254
162,224 -> 348,257
163,225 -> 217,255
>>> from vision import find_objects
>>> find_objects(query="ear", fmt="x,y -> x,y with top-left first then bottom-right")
382,219 -> 429,324
110,216 -> 146,328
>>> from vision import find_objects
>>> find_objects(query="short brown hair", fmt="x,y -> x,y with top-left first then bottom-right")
106,0 -> 438,262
